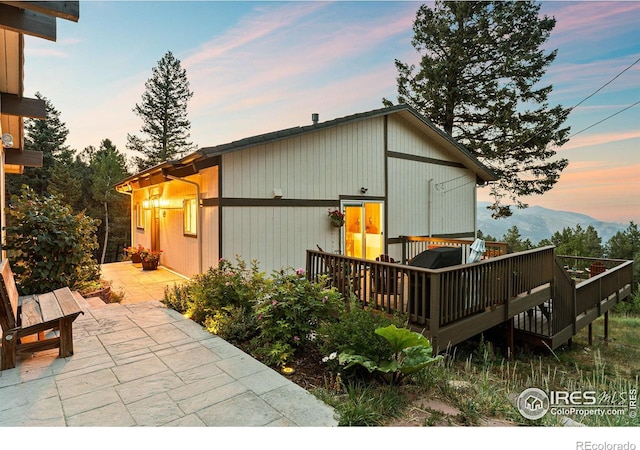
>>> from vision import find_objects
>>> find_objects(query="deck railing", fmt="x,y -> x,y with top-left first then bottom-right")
306,246 -> 556,349
308,246 -> 633,350
401,236 -> 510,264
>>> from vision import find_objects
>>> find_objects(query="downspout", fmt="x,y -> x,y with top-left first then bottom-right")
428,178 -> 433,237
164,175 -> 202,275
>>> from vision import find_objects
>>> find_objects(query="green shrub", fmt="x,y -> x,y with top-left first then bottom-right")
317,297 -> 403,376
614,283 -> 640,315
5,186 -> 100,294
162,257 -> 267,342
338,324 -> 443,385
163,283 -> 191,314
252,268 -> 344,367
204,305 -> 259,343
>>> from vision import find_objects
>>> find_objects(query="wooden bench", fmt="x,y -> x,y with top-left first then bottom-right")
0,259 -> 84,371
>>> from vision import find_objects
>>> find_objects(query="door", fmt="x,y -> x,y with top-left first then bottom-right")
342,200 -> 384,260
150,198 -> 161,252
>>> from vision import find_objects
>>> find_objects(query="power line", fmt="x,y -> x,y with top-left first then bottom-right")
570,99 -> 640,138
511,54 -> 640,150
569,55 -> 640,111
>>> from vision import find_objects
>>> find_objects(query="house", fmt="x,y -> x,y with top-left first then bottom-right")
0,2 -> 79,257
115,104 -> 498,277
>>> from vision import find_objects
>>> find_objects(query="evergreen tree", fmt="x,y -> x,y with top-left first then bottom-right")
127,51 -> 194,171
545,225 -> 603,258
501,225 -> 533,252
88,139 -> 131,264
6,92 -> 73,198
605,222 -> 640,260
384,1 -> 571,218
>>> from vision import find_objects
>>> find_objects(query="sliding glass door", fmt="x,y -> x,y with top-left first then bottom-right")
342,200 -> 384,260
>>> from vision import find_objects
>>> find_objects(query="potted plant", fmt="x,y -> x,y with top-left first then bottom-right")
125,244 -> 145,264
327,208 -> 345,227
139,248 -> 163,270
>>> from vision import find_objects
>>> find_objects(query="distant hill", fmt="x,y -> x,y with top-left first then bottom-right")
476,202 -> 628,244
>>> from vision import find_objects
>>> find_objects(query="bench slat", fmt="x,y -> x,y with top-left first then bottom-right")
0,260 -> 19,330
53,287 -> 83,317
38,291 -> 64,323
20,295 -> 44,328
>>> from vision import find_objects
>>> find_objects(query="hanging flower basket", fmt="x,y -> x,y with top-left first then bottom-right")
328,208 -> 345,227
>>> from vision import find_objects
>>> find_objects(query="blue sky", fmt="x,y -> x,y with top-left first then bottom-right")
22,1 -> 640,223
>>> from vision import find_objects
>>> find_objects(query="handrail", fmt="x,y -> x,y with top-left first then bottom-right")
401,235 -> 510,264
308,247 -> 633,351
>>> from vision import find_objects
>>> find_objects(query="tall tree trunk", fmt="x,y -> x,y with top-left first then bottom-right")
101,201 -> 109,265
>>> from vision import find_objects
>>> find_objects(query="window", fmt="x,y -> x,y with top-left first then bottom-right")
183,198 -> 197,236
135,203 -> 145,230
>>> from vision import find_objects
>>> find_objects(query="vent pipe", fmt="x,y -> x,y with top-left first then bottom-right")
312,113 -> 319,125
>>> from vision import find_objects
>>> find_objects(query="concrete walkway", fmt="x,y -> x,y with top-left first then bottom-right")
0,263 -> 338,427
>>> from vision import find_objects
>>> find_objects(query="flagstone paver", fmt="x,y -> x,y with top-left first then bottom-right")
0,262 -> 338,427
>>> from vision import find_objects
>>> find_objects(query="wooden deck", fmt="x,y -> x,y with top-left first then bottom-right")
306,244 -> 633,355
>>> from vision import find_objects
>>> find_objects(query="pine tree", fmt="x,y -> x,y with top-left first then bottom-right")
384,1 -> 571,218
127,51 -> 194,171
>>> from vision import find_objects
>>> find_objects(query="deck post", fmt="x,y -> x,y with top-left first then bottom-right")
604,311 -> 609,342
430,273 -> 440,353
588,323 -> 593,346
506,318 -> 514,359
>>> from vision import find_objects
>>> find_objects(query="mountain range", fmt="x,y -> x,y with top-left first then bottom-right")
476,202 -> 629,244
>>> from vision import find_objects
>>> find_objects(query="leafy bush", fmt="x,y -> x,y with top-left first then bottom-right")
318,297 -> 404,375
614,283 -> 640,315
338,325 -> 443,385
5,186 -> 100,294
162,257 -> 267,341
163,282 -> 191,314
252,268 -> 344,367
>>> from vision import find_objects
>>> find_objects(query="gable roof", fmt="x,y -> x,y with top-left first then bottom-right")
116,104 -> 498,192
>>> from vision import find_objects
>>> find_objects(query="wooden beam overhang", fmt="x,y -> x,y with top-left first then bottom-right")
0,92 -> 46,119
4,148 -> 43,167
2,2 -> 80,22
0,3 -> 57,41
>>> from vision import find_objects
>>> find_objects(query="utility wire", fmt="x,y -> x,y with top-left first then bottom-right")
511,54 -> 640,150
570,55 -> 640,111
570,99 -> 640,138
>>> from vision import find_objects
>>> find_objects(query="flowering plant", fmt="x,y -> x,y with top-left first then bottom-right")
327,208 -> 345,227
125,243 -> 145,256
139,248 -> 163,262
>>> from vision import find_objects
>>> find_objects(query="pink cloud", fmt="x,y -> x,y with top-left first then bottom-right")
545,2 -> 640,42
561,130 -> 640,151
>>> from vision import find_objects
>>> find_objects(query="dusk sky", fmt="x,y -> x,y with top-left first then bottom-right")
22,1 -> 640,224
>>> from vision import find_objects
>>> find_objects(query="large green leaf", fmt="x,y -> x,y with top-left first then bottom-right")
375,325 -> 430,352
399,346 -> 443,374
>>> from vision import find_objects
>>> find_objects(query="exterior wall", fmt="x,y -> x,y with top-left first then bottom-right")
219,117 -> 386,274
222,206 -> 341,273
386,114 -> 477,240
130,167 -> 219,277
222,118 -> 386,199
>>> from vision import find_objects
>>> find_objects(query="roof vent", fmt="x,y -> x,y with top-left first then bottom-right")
312,113 -> 319,125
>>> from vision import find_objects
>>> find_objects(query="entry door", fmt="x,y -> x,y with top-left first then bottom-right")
342,201 -> 384,260
150,200 -> 161,252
